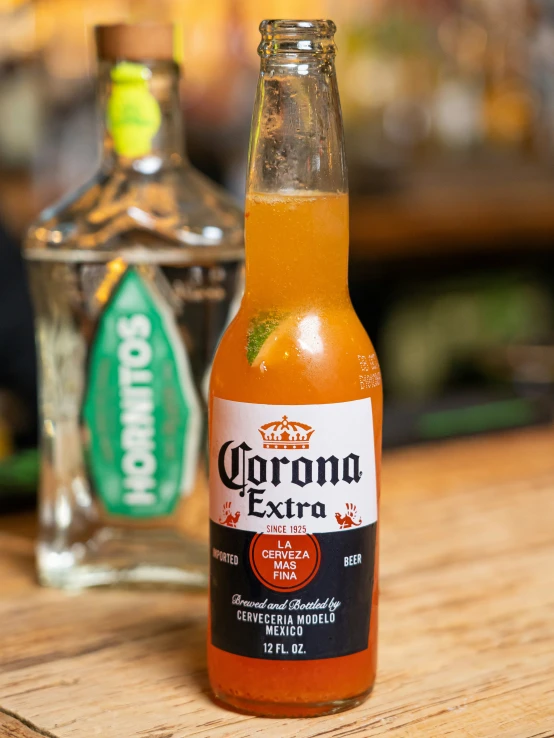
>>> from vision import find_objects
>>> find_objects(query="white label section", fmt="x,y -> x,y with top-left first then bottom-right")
210,398 -> 377,534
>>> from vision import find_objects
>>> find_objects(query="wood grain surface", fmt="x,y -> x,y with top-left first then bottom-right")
1,428 -> 554,738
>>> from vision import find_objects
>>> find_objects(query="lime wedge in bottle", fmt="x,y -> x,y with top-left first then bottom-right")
247,312 -> 297,367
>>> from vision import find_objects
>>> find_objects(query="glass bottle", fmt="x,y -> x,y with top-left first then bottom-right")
25,23 -> 243,589
208,20 -> 382,717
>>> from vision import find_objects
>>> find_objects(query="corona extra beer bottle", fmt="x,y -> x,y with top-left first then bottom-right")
208,19 -> 382,716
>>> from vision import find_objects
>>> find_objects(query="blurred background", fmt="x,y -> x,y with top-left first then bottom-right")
1,0 -> 554,509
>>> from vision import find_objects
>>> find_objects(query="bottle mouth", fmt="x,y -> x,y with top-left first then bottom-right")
258,19 -> 336,57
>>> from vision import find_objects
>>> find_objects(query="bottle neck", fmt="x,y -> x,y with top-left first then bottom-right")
98,59 -> 186,173
244,190 -> 349,310
245,26 -> 349,309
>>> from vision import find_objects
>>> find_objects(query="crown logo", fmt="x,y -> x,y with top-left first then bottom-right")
259,415 -> 315,450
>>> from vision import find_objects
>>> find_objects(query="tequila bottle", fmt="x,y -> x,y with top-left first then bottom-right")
25,24 -> 243,589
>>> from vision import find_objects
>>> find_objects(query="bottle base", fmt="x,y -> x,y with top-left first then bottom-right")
212,686 -> 374,718
37,558 -> 208,591
36,528 -> 208,591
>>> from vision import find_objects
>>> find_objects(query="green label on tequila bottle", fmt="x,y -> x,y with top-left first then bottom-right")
83,268 -> 201,518
107,62 -> 161,158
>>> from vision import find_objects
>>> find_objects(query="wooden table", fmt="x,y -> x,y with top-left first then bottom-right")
1,428 -> 554,738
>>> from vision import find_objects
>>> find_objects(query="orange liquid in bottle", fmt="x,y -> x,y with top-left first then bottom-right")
208,191 -> 382,717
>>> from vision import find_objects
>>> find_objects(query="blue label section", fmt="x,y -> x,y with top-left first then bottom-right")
210,522 -> 375,660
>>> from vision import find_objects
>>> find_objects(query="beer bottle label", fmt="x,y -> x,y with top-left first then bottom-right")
209,398 -> 378,660
84,268 -> 201,518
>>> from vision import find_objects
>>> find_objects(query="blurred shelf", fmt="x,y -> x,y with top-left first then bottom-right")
350,168 -> 554,260
4,161 -> 554,255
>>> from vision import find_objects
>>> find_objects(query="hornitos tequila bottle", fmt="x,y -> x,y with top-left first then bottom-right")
25,24 -> 243,589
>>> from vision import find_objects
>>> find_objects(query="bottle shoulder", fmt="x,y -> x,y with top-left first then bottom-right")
211,303 -> 382,405
25,164 -> 244,260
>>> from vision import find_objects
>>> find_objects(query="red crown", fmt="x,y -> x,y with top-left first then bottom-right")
259,415 -> 315,450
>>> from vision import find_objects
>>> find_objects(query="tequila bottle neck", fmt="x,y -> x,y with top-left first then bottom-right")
98,59 -> 186,174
